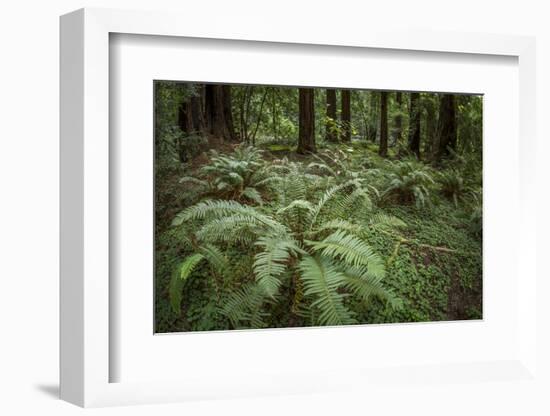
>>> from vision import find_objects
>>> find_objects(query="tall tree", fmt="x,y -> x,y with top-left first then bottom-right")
407,92 -> 421,158
204,84 -> 234,141
436,94 -> 457,160
222,85 -> 236,141
325,89 -> 338,142
297,88 -> 316,154
379,91 -> 389,157
341,89 -> 351,142
394,91 -> 403,146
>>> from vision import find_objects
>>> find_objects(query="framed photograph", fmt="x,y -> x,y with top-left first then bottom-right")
60,7 -> 538,408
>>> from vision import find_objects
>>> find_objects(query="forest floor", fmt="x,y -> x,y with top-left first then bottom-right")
155,138 -> 482,332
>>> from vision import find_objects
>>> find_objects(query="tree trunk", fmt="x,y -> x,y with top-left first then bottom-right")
379,91 -> 389,157
297,88 -> 316,154
408,92 -> 421,158
394,91 -> 403,146
341,89 -> 351,142
436,94 -> 457,160
204,84 -> 214,133
177,101 -> 190,134
204,84 -> 234,141
189,94 -> 204,133
325,89 -> 338,142
222,85 -> 236,141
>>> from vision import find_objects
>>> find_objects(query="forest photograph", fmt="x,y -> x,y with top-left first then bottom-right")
154,81 -> 483,333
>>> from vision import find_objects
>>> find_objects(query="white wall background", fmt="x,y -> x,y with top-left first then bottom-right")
0,1 -> 548,415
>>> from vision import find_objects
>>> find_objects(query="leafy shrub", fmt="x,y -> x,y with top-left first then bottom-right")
437,169 -> 467,207
179,146 -> 276,205
381,159 -> 436,208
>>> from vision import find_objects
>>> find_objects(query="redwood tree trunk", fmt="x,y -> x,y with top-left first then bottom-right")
394,91 -> 403,146
189,94 -> 204,133
341,89 -> 351,142
379,91 -> 389,157
325,89 -> 338,142
222,85 -> 236,141
436,94 -> 457,160
204,84 -> 234,141
297,88 -> 316,154
408,92 -> 421,158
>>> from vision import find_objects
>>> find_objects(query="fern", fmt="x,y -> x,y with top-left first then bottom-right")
169,253 -> 205,313
253,236 -> 299,297
220,282 -> 269,328
342,266 -> 401,309
299,255 -> 356,326
306,230 -> 385,277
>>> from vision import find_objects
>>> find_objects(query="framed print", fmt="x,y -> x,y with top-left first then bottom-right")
60,7 -> 539,408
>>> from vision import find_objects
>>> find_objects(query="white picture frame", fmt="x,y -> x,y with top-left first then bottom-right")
60,7 -> 538,408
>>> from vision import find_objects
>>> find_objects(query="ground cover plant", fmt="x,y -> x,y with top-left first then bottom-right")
154,82 -> 482,332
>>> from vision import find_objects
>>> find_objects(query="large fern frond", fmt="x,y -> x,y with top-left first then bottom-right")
172,200 -> 281,230
342,266 -> 402,309
169,253 -> 205,314
253,236 -> 301,297
306,230 -> 385,278
298,255 -> 355,326
219,282 -> 268,329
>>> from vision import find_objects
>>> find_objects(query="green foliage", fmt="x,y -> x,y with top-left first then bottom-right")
382,159 -> 436,208
167,158 -> 403,329
154,82 -> 483,333
437,169 -> 467,207
169,253 -> 205,313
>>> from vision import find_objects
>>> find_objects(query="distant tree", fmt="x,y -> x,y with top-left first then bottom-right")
436,94 -> 457,160
297,88 -> 316,154
408,92 -> 421,158
204,84 -> 234,141
379,91 -> 389,157
222,85 -> 236,141
325,89 -> 338,142
393,91 -> 403,146
341,89 -> 351,142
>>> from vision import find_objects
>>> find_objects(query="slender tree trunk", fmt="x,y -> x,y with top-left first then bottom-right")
425,98 -> 437,160
325,89 -> 338,142
177,101 -> 190,134
436,94 -> 457,160
394,91 -> 403,146
222,85 -> 236,141
189,94 -> 204,133
251,89 -> 269,146
368,92 -> 378,142
204,84 -> 215,133
341,89 -> 351,142
408,92 -> 421,158
379,91 -> 389,157
297,88 -> 316,154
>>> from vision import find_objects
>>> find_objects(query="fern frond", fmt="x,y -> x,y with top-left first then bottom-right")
172,200 -> 280,230
195,214 -> 263,245
299,255 -> 356,326
306,230 -> 385,277
198,244 -> 229,273
253,236 -> 299,297
169,253 -> 205,314
220,282 -> 268,329
368,213 -> 407,230
309,179 -> 361,227
310,219 -> 363,236
178,176 -> 209,188
342,266 -> 401,309
241,187 -> 263,205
